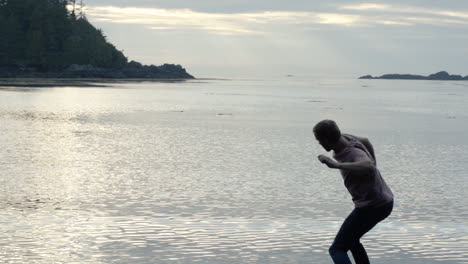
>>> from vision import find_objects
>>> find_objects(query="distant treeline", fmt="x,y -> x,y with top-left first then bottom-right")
359,71 -> 468,81
0,0 -> 127,70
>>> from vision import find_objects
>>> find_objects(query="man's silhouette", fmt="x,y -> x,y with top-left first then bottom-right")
313,120 -> 394,264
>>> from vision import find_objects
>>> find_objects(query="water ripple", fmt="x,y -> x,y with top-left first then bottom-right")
0,79 -> 467,263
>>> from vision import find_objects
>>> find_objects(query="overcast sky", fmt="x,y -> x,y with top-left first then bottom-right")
82,0 -> 468,78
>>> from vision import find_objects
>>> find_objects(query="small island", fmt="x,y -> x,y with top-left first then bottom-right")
359,71 -> 468,81
0,0 -> 194,79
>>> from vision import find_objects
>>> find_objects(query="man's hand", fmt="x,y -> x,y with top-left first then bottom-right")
318,155 -> 340,169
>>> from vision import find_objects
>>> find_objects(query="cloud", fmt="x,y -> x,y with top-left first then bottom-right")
379,21 -> 413,26
341,3 -> 468,27
341,3 -> 392,11
85,6 -> 267,35
342,2 -> 468,22
83,6 -> 382,36
316,13 -> 363,25
83,3 -> 468,36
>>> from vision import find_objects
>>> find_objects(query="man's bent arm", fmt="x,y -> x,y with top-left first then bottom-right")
337,160 -> 375,173
357,137 -> 376,165
318,155 -> 375,173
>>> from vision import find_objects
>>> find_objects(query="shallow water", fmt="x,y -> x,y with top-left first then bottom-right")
0,78 -> 467,263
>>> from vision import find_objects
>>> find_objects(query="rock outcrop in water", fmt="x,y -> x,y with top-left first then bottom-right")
359,71 -> 468,81
0,0 -> 194,79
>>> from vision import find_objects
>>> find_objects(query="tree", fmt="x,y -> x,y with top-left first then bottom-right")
0,10 -> 23,65
1,0 -> 127,69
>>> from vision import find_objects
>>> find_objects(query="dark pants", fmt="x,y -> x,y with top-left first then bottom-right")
329,201 -> 393,264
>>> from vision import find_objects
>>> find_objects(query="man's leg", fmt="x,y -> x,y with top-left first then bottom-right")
348,202 -> 395,264
329,201 -> 393,264
329,209 -> 362,264
350,242 -> 370,264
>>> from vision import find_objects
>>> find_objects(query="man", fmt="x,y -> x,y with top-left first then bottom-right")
313,120 -> 394,264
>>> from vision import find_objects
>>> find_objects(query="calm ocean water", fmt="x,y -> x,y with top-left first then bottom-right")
0,77 -> 467,264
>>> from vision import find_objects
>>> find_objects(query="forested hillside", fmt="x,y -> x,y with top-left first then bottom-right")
0,0 -> 128,70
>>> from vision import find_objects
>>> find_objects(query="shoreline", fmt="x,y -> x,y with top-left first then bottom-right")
0,63 -> 195,80
0,78 -> 195,88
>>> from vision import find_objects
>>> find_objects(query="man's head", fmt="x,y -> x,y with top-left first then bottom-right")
313,119 -> 341,151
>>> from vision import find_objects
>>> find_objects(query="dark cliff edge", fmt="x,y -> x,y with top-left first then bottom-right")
0,0 -> 194,79
359,71 -> 468,81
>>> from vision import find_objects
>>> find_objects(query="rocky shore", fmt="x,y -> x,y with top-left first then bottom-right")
359,71 -> 468,81
0,61 -> 194,79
